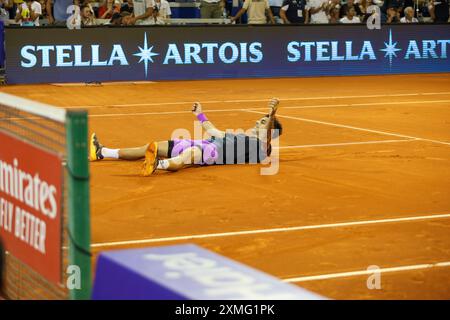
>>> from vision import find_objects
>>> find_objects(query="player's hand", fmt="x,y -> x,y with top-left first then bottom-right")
268,98 -> 279,116
192,102 -> 203,116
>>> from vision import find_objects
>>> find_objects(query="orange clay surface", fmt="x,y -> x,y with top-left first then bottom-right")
1,73 -> 450,299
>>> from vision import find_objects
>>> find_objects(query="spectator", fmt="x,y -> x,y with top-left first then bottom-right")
269,0 -> 284,21
359,0 -> 376,22
279,0 -> 308,24
1,0 -> 16,19
153,0 -> 170,24
429,0 -> 449,22
98,0 -> 120,19
80,0 -> 96,16
326,0 -> 340,22
122,11 -> 136,24
0,0 -> 9,10
340,5 -> 361,22
306,0 -> 329,23
130,0 -> 154,24
38,0 -> 47,18
231,0 -> 276,24
80,3 -> 96,25
46,0 -> 78,25
382,0 -> 404,20
15,0 -> 41,25
328,5 -> 340,22
386,6 -> 400,22
110,10 -> 128,24
0,0 -> 11,21
120,0 -> 133,13
0,0 -> 10,13
200,0 -> 224,19
400,6 -> 418,22
109,10 -> 120,23
339,0 -> 362,18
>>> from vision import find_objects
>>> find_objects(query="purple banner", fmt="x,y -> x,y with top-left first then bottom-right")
93,244 -> 325,300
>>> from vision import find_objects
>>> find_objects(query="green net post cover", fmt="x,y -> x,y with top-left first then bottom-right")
66,110 -> 91,300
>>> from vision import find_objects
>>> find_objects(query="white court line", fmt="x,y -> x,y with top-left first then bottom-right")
68,92 -> 450,108
7,99 -> 449,121
284,99 -> 450,110
88,107 -> 254,117
91,213 -> 450,249
283,261 -> 450,283
245,110 -> 450,146
87,99 -> 450,118
276,139 -> 416,149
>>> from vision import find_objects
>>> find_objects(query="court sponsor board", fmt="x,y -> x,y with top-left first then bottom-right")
0,130 -> 62,284
92,244 -> 324,300
4,24 -> 450,84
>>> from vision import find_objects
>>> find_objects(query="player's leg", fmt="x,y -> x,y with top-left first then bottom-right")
142,143 -> 202,176
119,141 -> 170,160
90,133 -> 169,161
162,146 -> 202,171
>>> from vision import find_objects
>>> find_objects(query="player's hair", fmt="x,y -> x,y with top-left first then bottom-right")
273,117 -> 283,138
265,114 -> 283,138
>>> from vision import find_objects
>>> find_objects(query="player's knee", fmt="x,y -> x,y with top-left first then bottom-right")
180,147 -> 201,165
192,147 -> 202,165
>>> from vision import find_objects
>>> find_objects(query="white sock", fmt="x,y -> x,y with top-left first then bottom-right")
101,148 -> 120,159
157,159 -> 170,170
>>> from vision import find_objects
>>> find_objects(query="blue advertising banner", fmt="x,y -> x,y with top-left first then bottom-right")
92,244 -> 325,300
4,24 -> 450,84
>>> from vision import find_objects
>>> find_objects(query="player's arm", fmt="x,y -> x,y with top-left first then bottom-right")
192,102 -> 225,138
267,98 -> 279,121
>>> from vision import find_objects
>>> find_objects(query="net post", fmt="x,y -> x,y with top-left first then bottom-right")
66,110 -> 91,300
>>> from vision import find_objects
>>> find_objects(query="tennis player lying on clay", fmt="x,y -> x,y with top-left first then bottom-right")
90,98 -> 283,176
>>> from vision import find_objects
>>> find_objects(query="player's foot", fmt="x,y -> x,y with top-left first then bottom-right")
90,133 -> 104,161
142,142 -> 159,176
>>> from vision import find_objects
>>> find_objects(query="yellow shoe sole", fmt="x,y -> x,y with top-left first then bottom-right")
142,142 -> 158,176
89,133 -> 98,161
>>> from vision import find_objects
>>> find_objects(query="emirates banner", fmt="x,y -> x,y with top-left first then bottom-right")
0,131 -> 62,284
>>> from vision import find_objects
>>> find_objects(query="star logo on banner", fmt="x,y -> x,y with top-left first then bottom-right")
133,32 -> 159,78
380,29 -> 402,67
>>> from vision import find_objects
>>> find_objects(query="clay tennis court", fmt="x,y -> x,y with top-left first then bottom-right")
1,73 -> 450,299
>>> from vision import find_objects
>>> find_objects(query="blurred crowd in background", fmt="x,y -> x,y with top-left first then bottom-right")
0,0 -> 449,27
